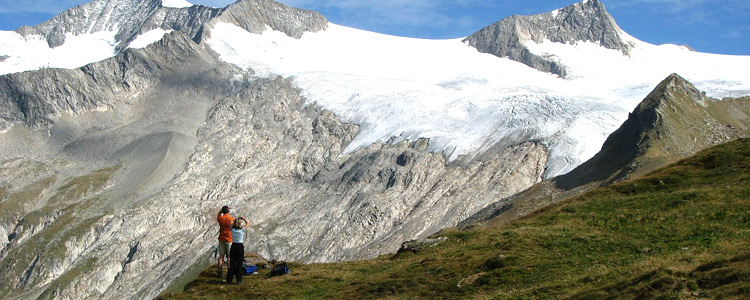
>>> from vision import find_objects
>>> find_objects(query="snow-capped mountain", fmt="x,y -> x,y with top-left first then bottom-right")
0,0 -> 749,299
1,0 -> 749,176
0,0 -> 218,74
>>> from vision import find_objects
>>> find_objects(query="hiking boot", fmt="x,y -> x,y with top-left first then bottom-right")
217,268 -> 222,278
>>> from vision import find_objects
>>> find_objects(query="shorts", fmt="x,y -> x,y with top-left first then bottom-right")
218,241 -> 232,256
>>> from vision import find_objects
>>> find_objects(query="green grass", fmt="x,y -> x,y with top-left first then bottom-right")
47,164 -> 120,207
0,176 -> 56,220
160,139 -> 750,300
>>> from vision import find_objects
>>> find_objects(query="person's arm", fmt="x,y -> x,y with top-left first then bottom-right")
240,216 -> 249,227
217,211 -> 222,221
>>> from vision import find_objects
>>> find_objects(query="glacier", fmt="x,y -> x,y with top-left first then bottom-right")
205,22 -> 750,177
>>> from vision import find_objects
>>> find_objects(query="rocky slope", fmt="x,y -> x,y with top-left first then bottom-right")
0,40 -> 550,299
462,74 -> 750,228
464,0 -> 635,77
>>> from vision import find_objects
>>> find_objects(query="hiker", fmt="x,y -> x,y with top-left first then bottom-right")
216,206 -> 235,278
227,217 -> 250,284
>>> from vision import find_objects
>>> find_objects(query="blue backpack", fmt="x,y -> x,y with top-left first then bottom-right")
243,260 -> 259,275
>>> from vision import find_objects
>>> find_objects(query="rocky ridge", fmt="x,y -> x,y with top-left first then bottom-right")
464,0 -> 634,77
12,0 -> 327,58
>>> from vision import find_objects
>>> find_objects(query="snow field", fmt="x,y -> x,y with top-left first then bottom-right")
0,30 -> 119,75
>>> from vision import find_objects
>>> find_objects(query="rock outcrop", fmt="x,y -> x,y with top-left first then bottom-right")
463,0 -> 634,77
0,30 -> 241,299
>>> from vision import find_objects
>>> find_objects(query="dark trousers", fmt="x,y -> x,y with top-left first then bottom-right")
227,242 -> 244,283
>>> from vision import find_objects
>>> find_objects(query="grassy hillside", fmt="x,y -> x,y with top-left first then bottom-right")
160,138 -> 750,299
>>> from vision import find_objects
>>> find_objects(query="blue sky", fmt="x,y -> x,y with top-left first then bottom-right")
0,0 -> 747,55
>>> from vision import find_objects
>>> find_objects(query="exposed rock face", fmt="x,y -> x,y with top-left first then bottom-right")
463,0 -> 634,77
461,73 -> 750,228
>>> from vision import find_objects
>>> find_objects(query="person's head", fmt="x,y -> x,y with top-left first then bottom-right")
232,218 -> 243,229
221,206 -> 230,214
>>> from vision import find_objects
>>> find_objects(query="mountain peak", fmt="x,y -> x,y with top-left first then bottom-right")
463,0 -> 632,77
557,73 -> 744,187
635,73 -> 708,114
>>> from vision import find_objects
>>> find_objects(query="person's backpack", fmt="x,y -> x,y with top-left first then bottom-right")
243,259 -> 259,275
268,262 -> 289,277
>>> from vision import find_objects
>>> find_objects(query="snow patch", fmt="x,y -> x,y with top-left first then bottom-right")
0,30 -> 118,75
161,0 -> 193,8
129,29 -> 173,49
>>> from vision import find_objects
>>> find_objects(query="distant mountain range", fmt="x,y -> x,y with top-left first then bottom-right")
0,0 -> 748,299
